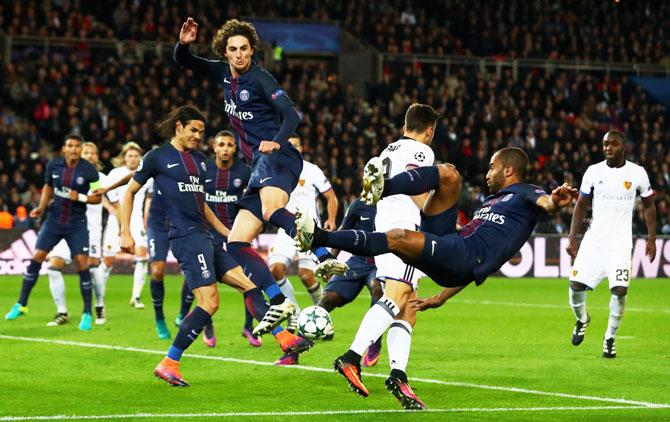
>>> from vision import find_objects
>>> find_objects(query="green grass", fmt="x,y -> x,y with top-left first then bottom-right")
1,274 -> 669,421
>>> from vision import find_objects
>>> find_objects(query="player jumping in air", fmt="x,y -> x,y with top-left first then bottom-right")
174,18 -> 345,336
295,147 -> 577,408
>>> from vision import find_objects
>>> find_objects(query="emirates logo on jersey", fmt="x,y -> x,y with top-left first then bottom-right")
623,181 -> 632,190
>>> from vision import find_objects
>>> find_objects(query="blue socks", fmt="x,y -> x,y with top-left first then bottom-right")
243,287 -> 270,321
179,281 -> 194,318
168,306 -> 211,361
151,279 -> 165,321
78,269 -> 93,314
383,166 -> 440,197
18,259 -> 41,306
227,241 -> 285,305
313,229 -> 389,257
269,208 -> 299,238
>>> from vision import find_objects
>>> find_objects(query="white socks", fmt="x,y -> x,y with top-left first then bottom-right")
350,297 -> 400,356
99,261 -> 113,284
132,259 -> 148,300
90,266 -> 106,306
277,277 -> 301,314
47,268 -> 67,314
388,320 -> 412,372
605,294 -> 626,339
569,288 -> 588,322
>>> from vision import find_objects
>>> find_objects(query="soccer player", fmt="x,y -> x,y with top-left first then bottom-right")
174,19 -> 344,335
566,130 -> 656,358
268,134 -> 339,322
105,142 -> 151,309
121,106 -> 305,387
295,147 -> 577,408
45,142 -> 109,326
201,130 -> 253,346
5,134 -> 101,331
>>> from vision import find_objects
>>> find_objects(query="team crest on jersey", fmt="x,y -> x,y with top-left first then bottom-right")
76,176 -> 84,185
299,179 -> 305,187
414,152 -> 425,162
239,89 -> 250,101
623,180 -> 632,190
501,193 -> 514,202
233,178 -> 242,187
572,270 -> 578,277
200,162 -> 207,172
201,270 -> 211,279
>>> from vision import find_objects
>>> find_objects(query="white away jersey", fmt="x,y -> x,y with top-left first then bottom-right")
580,160 -> 653,250
285,160 -> 332,225
106,166 -> 151,224
376,138 -> 435,226
85,171 -> 107,230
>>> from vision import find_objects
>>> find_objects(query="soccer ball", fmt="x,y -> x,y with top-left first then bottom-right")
297,306 -> 333,340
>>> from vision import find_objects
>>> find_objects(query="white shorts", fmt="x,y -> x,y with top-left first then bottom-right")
103,215 -> 147,256
103,216 -> 120,257
48,227 -> 103,262
570,238 -> 632,290
267,229 -> 316,270
374,218 -> 423,290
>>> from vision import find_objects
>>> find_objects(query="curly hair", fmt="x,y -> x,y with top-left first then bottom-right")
211,19 -> 260,58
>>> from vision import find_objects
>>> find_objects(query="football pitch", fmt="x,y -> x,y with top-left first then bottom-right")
0,274 -> 668,421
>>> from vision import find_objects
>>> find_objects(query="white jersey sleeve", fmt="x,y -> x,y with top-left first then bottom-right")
579,166 -> 595,196
376,138 -> 434,227
311,165 -> 332,194
637,166 -> 653,198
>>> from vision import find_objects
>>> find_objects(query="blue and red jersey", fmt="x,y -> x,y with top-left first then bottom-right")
44,156 -> 99,227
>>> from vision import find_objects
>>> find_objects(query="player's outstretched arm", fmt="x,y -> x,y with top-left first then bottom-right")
120,179 -> 142,254
409,284 -> 468,311
92,172 -> 133,196
203,203 -> 231,239
536,184 -> 578,214
566,192 -> 591,258
174,18 -> 225,80
641,196 -> 657,262
30,185 -> 54,218
322,188 -> 339,231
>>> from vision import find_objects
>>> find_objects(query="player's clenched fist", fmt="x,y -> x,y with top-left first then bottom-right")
180,17 -> 198,44
120,231 -> 135,255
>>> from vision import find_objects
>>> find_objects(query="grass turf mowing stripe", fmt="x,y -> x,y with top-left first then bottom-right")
2,334 -> 668,409
450,298 -> 670,314
0,405 -> 661,420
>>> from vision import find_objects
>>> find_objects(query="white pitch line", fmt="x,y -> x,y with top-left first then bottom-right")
0,405 -> 664,421
1,334 -> 668,409
450,298 -> 670,314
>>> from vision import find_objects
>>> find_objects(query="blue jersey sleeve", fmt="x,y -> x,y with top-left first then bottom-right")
44,159 -> 55,187
133,149 -> 160,186
524,184 -> 548,207
174,43 -> 228,82
255,69 -> 295,112
339,200 -> 361,230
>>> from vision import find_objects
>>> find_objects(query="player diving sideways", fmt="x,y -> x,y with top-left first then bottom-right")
294,147 -> 578,409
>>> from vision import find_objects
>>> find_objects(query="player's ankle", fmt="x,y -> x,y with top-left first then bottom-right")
343,349 -> 362,365
390,369 -> 408,383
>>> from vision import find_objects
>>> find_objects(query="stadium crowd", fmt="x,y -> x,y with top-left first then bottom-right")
0,1 -> 668,234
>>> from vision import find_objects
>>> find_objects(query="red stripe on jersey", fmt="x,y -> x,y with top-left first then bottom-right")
58,165 -> 75,225
230,78 -> 253,162
179,151 -> 205,217
215,167 -> 231,228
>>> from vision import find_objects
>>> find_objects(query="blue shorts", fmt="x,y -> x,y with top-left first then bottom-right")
324,256 -> 377,302
35,219 -> 89,256
414,207 -> 474,287
147,224 -> 170,263
236,145 -> 303,222
171,231 -> 239,290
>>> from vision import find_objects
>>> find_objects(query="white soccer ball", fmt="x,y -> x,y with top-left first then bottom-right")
297,305 -> 333,340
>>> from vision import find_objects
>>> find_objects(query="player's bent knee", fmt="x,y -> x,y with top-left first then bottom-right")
319,292 -> 347,311
570,281 -> 589,291
270,264 -> 286,281
611,286 -> 627,297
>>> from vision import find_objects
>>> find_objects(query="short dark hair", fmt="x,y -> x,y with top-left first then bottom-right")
156,105 -> 206,139
212,19 -> 260,58
64,133 -> 84,144
497,147 -> 529,181
404,103 -> 440,132
215,130 -> 235,139
604,130 -> 626,143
